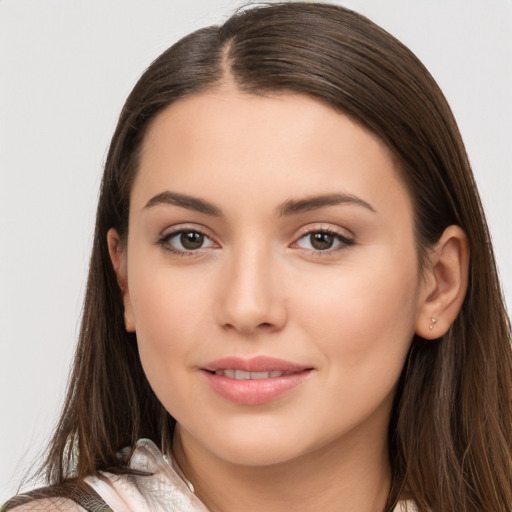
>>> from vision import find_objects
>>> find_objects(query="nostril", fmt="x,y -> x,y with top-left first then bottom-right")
215,292 -> 288,334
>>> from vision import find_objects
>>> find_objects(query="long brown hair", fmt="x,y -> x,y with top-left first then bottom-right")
8,3 -> 512,511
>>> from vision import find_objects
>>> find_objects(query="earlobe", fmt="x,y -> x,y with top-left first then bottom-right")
415,225 -> 470,340
107,228 -> 136,333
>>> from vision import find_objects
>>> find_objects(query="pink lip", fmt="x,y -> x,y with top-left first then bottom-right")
202,356 -> 314,406
204,355 -> 310,373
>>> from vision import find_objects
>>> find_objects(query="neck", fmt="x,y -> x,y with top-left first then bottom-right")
172,421 -> 392,512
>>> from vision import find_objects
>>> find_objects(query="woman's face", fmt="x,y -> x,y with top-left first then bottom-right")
115,88 -> 429,467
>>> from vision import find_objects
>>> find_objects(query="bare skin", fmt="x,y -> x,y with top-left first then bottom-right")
108,87 -> 469,511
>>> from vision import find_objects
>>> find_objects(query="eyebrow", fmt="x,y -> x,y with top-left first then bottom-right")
143,191 -> 375,217
144,191 -> 222,216
277,193 -> 376,216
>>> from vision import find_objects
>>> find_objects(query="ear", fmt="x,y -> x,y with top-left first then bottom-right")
107,228 -> 136,332
415,225 -> 470,340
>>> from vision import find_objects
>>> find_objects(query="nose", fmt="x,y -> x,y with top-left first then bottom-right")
215,245 -> 287,335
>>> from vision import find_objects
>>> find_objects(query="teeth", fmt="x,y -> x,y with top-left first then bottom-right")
235,369 -> 251,380
251,371 -> 270,379
215,369 -> 286,379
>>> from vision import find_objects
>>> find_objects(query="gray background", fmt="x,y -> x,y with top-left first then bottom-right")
1,0 -> 511,502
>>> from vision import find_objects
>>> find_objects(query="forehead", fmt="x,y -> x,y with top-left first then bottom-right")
132,88 -> 412,219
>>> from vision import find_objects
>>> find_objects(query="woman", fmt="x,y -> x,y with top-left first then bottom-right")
3,2 -> 511,511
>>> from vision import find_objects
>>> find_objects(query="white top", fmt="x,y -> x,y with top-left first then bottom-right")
85,439 -> 209,512
86,439 -> 417,512
9,438 -> 417,511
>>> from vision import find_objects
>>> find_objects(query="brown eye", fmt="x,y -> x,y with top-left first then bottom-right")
159,229 -> 215,254
294,229 -> 354,253
180,231 -> 205,250
310,232 -> 335,250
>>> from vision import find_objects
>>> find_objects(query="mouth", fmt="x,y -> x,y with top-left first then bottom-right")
203,355 -> 312,374
201,356 -> 314,405
211,369 -> 302,380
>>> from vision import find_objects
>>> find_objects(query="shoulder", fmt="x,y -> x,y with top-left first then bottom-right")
1,481 -> 113,512
3,440 -> 203,512
1,496 -> 87,512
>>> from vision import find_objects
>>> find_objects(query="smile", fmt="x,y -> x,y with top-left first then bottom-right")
213,369 -> 295,379
202,356 -> 314,405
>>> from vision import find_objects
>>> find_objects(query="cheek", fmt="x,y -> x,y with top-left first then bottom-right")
284,256 -> 420,440
292,250 -> 420,375
127,264 -> 212,390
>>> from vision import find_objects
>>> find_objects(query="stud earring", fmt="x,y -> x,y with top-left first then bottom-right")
429,317 -> 438,330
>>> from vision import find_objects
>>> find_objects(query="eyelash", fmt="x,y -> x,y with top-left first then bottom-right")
156,228 -> 216,256
293,228 -> 355,255
156,226 -> 355,256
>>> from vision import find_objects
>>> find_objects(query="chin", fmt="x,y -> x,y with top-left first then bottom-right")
193,419 -> 337,468
213,441 -> 307,468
